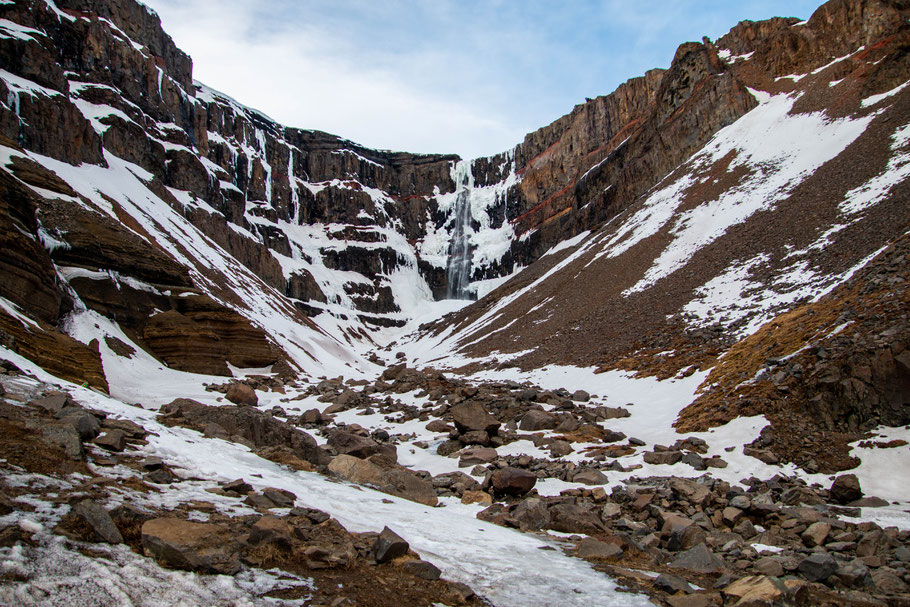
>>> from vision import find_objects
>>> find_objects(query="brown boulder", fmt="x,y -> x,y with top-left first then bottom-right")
489,467 -> 537,496
830,474 -> 863,505
451,402 -> 500,434
141,518 -> 240,574
328,454 -> 437,506
327,430 -> 381,458
225,383 -> 258,406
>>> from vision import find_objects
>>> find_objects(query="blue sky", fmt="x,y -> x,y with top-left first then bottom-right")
144,0 -> 824,159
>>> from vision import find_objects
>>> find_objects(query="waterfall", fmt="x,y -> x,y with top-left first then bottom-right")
446,162 -> 474,299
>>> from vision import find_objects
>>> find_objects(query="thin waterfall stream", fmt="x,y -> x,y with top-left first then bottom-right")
446,162 -> 474,299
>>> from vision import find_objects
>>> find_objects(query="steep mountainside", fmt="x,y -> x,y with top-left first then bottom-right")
1,1 -> 910,605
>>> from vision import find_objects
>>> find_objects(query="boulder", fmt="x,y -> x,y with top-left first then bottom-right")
141,518 -> 240,574
328,455 -> 437,506
61,411 -> 101,441
801,521 -> 831,547
507,497 -> 550,531
425,420 -> 453,433
373,526 -> 409,563
402,559 -> 441,580
548,503 -> 606,535
458,447 -> 497,466
247,515 -> 292,550
298,409 -> 322,424
519,410 -> 557,431
223,478 -> 253,495
571,468 -> 608,485
570,390 -> 590,402
94,429 -> 127,452
29,392 -> 71,414
643,450 -> 682,465
461,491 -> 493,505
460,430 -> 491,446
797,553 -> 837,582
723,575 -> 788,604
450,402 -> 499,434
576,537 -> 622,560
489,467 -> 537,496
262,487 -> 296,508
40,424 -> 84,460
662,514 -> 706,551
669,543 -> 725,574
829,474 -> 863,505
71,499 -> 123,544
225,382 -> 258,406
327,431 -> 380,458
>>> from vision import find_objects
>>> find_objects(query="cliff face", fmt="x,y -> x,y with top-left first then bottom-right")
1,0 -> 908,390
464,0 -> 910,273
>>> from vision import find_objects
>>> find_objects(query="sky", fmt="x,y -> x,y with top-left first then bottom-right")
142,0 -> 824,160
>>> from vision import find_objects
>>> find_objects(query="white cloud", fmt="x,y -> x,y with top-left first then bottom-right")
145,0 -> 525,158
143,0 -> 824,159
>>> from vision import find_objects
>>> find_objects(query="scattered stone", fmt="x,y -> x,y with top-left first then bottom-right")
71,499 -> 124,544
519,410 -> 557,431
643,450 -> 682,465
572,468 -> 608,485
723,575 -> 787,604
830,474 -> 863,505
576,537 -> 622,560
461,491 -> 493,506
654,572 -> 693,594
223,479 -> 252,495
458,447 -> 497,466
225,383 -> 258,406
755,556 -> 785,577
601,503 -> 621,519
373,526 -> 409,563
802,521 -> 831,547
402,559 -> 441,580
570,390 -> 590,402
797,552 -> 837,582
327,431 -> 380,458
742,447 -> 778,464
262,487 -> 296,508
94,429 -> 127,452
489,467 -> 537,496
508,497 -> 550,531
142,518 -> 240,574
450,402 -> 500,434
669,543 -> 725,574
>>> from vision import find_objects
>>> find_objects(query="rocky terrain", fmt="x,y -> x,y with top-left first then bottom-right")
0,0 -> 908,605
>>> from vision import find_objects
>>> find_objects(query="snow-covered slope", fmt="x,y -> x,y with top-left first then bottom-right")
1,0 -> 910,605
